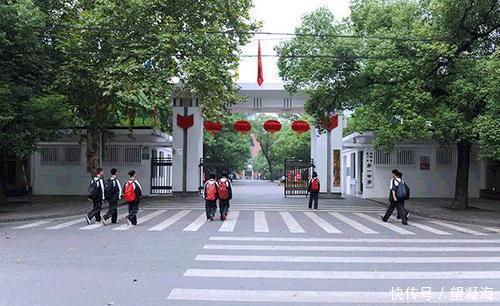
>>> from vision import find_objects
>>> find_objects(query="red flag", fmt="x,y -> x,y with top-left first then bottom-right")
257,40 -> 264,86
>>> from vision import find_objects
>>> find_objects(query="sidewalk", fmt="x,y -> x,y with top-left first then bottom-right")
369,197 -> 500,227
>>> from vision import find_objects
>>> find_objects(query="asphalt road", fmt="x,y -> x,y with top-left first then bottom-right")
1,181 -> 500,305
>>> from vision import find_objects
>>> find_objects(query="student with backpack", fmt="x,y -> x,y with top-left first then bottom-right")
123,169 -> 142,226
85,168 -> 105,224
307,172 -> 320,209
204,174 -> 218,221
218,173 -> 233,221
102,168 -> 122,225
381,169 -> 410,225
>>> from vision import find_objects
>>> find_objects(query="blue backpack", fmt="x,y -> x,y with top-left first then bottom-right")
396,180 -> 410,200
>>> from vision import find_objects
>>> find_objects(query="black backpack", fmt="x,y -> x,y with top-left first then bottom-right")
104,178 -> 117,201
396,180 -> 411,200
87,179 -> 99,200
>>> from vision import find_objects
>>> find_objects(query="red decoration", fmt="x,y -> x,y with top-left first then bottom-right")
257,40 -> 264,86
323,113 -> 339,132
204,121 -> 222,135
263,119 -> 281,134
177,114 -> 194,129
291,120 -> 310,134
233,120 -> 252,135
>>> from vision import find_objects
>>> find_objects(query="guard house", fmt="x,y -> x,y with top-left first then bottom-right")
342,132 -> 486,199
31,128 -> 172,196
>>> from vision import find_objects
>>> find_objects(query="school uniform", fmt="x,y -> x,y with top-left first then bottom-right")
103,176 -> 122,223
86,176 -> 105,222
124,179 -> 142,225
204,179 -> 218,220
217,177 -> 232,220
307,177 -> 320,209
382,177 -> 408,224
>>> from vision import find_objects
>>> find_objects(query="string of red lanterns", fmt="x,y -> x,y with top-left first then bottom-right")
202,119 -> 322,137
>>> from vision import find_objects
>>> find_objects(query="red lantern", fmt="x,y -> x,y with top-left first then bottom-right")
233,120 -> 252,135
204,121 -> 222,136
291,120 -> 310,134
263,119 -> 281,134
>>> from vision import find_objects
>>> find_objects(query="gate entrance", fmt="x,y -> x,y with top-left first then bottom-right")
151,157 -> 173,194
284,159 -> 315,197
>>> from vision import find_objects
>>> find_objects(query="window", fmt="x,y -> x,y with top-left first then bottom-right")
103,145 -> 141,165
396,149 -> 415,166
374,149 -> 391,165
436,147 -> 455,166
40,145 -> 81,165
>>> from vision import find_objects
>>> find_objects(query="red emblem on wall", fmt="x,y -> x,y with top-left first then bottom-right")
177,114 -> 194,129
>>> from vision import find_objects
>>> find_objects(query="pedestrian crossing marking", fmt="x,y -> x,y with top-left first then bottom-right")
254,211 -> 269,232
279,211 -> 305,233
148,210 -> 191,231
184,268 -> 500,279
219,211 -> 240,232
113,209 -> 167,230
304,212 -> 341,233
13,220 -> 51,229
195,254 -> 500,263
203,244 -> 500,252
328,212 -> 378,234
410,221 -> 452,235
183,212 -> 207,232
354,213 -> 415,235
209,236 -> 500,243
46,218 -> 84,230
483,227 -> 500,234
428,220 -> 487,236
167,289 -> 500,303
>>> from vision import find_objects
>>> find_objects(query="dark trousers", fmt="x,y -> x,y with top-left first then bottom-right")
383,200 -> 407,223
219,199 -> 230,217
103,200 -> 118,223
127,200 -> 140,225
87,200 -> 102,221
205,200 -> 217,219
308,193 -> 319,209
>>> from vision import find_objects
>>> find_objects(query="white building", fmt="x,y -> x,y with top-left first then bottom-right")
342,132 -> 485,199
31,128 -> 172,196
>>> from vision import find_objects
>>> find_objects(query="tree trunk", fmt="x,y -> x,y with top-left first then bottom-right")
267,160 -> 274,182
451,140 -> 471,210
86,128 -> 101,175
0,151 -> 6,204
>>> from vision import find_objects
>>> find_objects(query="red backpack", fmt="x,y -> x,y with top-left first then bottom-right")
311,178 -> 320,192
218,179 -> 229,200
205,181 -> 217,201
124,181 -> 137,202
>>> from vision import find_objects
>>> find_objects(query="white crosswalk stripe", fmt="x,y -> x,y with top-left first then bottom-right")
183,212 -> 207,232
46,218 -> 84,229
254,211 -> 269,232
210,236 -> 500,243
304,212 -> 341,233
483,227 -> 500,234
428,220 -> 487,236
113,209 -> 167,231
279,211 -> 305,233
13,220 -> 51,229
354,213 -> 415,235
409,221 -> 452,235
328,212 -> 378,234
219,211 -> 240,232
148,210 -> 191,231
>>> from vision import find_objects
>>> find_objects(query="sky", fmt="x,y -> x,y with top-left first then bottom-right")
238,0 -> 351,84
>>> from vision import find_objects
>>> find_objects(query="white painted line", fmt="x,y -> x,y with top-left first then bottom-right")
46,218 -> 84,229
185,269 -> 500,279
183,212 -> 207,232
167,288 -> 500,303
254,211 -> 269,232
148,210 -> 191,231
279,211 -> 305,233
410,221 -> 452,235
483,227 -> 500,234
304,212 -> 341,234
203,244 -> 500,252
329,212 -> 378,234
195,254 -> 500,263
219,211 -> 240,232
13,220 -> 51,229
209,236 -> 500,243
114,209 -> 167,230
354,213 -> 415,235
428,220 -> 487,236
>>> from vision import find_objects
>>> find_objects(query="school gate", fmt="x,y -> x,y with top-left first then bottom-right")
284,159 -> 315,197
171,82 -> 344,197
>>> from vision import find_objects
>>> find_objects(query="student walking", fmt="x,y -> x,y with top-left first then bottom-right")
85,168 -> 105,224
102,168 -> 122,225
204,174 -> 218,221
307,172 -> 320,209
218,173 -> 233,221
381,169 -> 409,225
123,170 -> 142,226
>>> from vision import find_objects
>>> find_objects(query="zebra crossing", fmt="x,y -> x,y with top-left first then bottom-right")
8,208 -> 500,236
167,235 -> 500,304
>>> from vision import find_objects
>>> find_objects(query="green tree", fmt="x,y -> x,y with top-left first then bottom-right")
55,0 -> 257,174
0,0 -> 72,203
